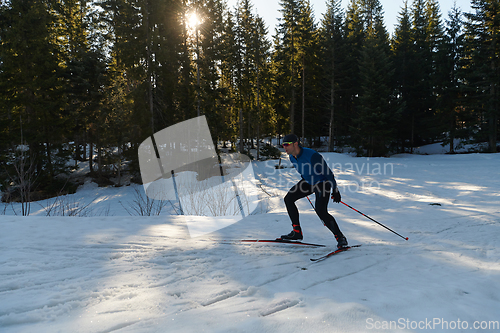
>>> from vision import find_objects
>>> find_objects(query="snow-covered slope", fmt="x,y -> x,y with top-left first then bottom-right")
1,153 -> 499,332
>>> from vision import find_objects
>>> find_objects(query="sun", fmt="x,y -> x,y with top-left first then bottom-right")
187,11 -> 201,30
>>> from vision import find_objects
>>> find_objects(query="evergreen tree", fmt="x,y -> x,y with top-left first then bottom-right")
296,0 -> 321,143
195,0 -> 226,134
391,1 -> 413,152
150,0 -> 186,128
218,9 -> 239,145
464,0 -> 500,152
408,0 -> 430,148
177,0 -> 196,122
423,0 -> 445,139
320,0 -> 346,151
354,0 -> 399,156
399,0 -> 444,150
0,0 -> 68,184
274,0 -> 303,134
252,16 -> 274,158
97,0 -> 145,177
344,0 -> 365,132
61,0 -> 108,166
435,3 -> 466,153
273,0 -> 321,141
235,0 -> 257,148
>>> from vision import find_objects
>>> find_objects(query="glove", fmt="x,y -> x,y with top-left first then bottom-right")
332,187 -> 341,203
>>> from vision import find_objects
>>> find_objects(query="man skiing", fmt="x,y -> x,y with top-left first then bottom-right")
279,134 -> 348,249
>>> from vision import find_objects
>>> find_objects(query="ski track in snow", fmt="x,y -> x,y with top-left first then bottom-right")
1,153 -> 500,332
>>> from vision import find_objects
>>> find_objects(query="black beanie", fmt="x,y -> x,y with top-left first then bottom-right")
283,134 -> 299,143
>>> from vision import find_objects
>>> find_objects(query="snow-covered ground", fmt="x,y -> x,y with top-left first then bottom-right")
413,139 -> 489,155
1,151 -> 500,332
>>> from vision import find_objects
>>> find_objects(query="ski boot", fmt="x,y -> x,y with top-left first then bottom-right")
335,234 -> 348,248
279,225 -> 303,241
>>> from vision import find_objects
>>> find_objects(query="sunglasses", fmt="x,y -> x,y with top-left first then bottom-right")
282,142 -> 295,147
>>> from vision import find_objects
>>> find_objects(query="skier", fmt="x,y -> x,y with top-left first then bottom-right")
279,134 -> 348,248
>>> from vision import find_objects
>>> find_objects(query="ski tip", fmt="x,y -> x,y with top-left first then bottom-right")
405,237 -> 409,241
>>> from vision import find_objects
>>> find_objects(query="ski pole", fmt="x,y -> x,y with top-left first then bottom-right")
306,196 -> 327,227
341,201 -> 409,241
306,196 -> 315,210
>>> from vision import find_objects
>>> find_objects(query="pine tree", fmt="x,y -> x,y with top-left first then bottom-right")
355,0 -> 399,156
296,0 -> 320,143
399,0 -> 444,150
235,0 -> 257,149
252,16 -> 274,159
344,0 -> 365,132
320,0 -> 345,151
423,0 -> 445,140
0,0 -> 68,183
149,0 -> 186,128
61,0 -> 108,166
464,0 -> 500,152
97,0 -> 154,178
177,0 -> 196,122
408,0 -> 429,149
274,0 -> 303,134
391,1 -> 413,152
193,0 -> 225,133
218,9 -> 239,146
435,3 -> 466,153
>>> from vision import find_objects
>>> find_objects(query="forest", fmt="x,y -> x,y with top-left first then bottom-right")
0,0 -> 499,201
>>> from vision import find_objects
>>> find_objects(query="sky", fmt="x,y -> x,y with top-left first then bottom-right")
226,0 -> 473,37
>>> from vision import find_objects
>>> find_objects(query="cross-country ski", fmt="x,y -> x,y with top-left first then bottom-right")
310,244 -> 362,262
241,239 -> 326,247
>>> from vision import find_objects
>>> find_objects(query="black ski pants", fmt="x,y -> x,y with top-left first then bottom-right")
284,179 -> 342,237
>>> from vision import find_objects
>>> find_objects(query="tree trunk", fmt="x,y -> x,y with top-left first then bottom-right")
489,58 -> 498,153
239,108 -> 244,153
256,64 -> 261,160
146,0 -> 154,134
449,112 -> 455,154
82,131 -> 87,161
89,140 -> 93,173
328,41 -> 335,152
290,14 -> 295,133
45,141 -> 53,179
117,143 -> 122,187
97,143 -> 102,176
75,133 -> 80,166
410,114 -> 414,154
302,55 -> 305,143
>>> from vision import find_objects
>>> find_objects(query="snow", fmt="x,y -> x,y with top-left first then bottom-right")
1,151 -> 500,332
413,139 -> 489,155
